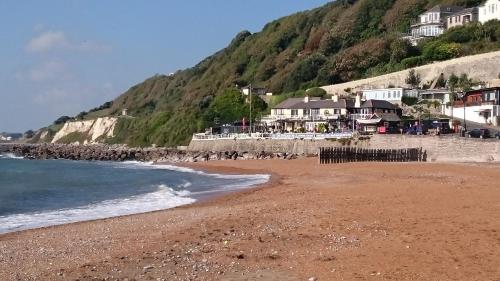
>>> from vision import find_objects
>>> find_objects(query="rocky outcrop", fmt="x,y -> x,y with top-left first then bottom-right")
0,144 -> 301,163
51,117 -> 118,144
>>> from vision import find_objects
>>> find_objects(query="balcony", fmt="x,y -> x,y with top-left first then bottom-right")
453,100 -> 498,107
262,114 -> 342,122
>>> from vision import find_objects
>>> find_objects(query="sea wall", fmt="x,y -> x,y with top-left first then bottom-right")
188,135 -> 500,163
320,51 -> 500,94
187,138 -> 366,155
367,135 -> 500,163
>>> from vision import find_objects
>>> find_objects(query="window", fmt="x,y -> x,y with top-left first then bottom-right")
303,109 -> 310,116
334,109 -> 341,114
291,109 -> 298,116
311,109 -> 320,115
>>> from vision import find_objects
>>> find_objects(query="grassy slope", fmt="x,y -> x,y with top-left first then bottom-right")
86,0 -> 494,147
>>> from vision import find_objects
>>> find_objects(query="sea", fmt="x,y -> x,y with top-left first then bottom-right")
0,153 -> 269,234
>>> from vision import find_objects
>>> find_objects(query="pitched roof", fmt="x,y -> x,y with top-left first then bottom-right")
427,5 -> 463,14
361,99 -> 397,109
273,98 -> 308,109
374,113 -> 401,122
288,99 -> 347,110
446,7 -> 477,17
273,97 -> 355,110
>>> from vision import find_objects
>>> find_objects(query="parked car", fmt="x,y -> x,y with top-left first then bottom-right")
467,128 -> 491,139
495,131 -> 500,139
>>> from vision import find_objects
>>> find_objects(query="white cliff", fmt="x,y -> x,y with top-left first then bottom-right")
51,117 -> 118,144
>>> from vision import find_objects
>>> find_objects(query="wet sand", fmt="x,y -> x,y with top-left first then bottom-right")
1,158 -> 500,280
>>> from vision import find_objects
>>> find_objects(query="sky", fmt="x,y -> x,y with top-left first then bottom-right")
0,0 -> 331,133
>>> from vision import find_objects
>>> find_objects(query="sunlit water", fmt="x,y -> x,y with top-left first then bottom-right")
0,154 -> 269,234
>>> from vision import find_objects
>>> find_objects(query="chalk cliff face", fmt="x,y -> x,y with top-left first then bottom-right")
51,117 -> 118,144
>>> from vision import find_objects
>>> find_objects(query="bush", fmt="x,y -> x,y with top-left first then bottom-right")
306,87 -> 327,98
54,116 -> 71,125
402,95 -> 418,106
422,41 -> 462,61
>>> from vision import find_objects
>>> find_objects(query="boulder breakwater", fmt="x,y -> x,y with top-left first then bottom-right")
0,144 -> 299,162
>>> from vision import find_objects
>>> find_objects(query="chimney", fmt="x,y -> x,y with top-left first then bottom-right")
332,94 -> 339,102
304,95 -> 309,103
355,94 -> 361,108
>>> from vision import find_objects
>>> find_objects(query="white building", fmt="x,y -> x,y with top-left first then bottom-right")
410,6 -> 463,41
479,0 -> 500,23
361,88 -> 410,105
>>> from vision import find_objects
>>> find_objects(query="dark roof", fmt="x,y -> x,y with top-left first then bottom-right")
427,5 -> 463,14
273,97 -> 317,109
288,99 -> 347,110
374,113 -> 401,122
273,97 -> 353,110
446,7 -> 477,17
361,99 -> 397,109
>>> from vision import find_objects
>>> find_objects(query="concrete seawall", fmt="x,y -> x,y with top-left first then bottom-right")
188,135 -> 500,163
320,51 -> 500,94
187,138 -> 366,155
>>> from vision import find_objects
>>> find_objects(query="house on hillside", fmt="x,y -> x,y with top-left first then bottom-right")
405,89 -> 451,103
361,88 -> 409,105
446,7 -> 479,28
445,87 -> 500,125
406,5 -> 463,45
262,96 -> 353,132
479,0 -> 500,23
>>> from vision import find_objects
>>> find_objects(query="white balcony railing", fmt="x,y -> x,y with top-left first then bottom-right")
192,132 -> 354,141
262,114 -> 341,122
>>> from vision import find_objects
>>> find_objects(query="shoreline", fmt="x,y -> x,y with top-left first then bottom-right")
2,159 -> 500,280
0,160 -> 273,236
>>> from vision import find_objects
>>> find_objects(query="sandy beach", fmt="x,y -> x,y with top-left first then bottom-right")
1,158 -> 500,280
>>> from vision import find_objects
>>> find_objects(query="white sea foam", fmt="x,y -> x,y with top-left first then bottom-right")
118,161 -> 270,185
0,160 -> 270,234
0,184 -> 195,234
0,153 -> 24,159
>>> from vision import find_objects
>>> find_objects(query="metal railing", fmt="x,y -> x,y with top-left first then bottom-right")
261,114 -> 341,122
192,132 -> 354,141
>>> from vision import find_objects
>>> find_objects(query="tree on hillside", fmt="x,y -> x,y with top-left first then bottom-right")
203,89 -> 267,126
405,69 -> 421,89
54,116 -> 71,125
24,130 -> 35,139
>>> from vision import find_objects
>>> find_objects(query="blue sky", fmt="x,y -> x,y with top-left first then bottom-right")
0,0 -> 331,132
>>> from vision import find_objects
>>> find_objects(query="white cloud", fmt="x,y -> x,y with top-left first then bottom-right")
28,61 -> 67,82
26,31 -> 68,53
26,29 -> 111,53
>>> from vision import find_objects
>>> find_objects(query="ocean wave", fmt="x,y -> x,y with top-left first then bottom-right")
118,161 -> 270,184
0,153 -> 24,159
0,184 -> 195,234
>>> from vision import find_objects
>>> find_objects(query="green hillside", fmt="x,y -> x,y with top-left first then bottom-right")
69,0 -> 500,147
